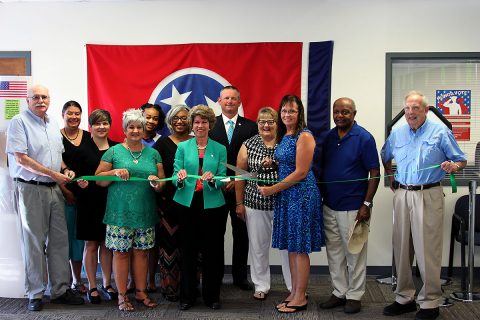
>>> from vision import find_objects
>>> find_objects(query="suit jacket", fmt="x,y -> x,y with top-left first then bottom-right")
173,138 -> 227,209
209,115 -> 258,176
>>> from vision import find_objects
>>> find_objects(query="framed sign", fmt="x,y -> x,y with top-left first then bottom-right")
385,52 -> 480,186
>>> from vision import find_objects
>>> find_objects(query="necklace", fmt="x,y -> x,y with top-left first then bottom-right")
127,145 -> 144,164
64,128 -> 80,141
197,142 -> 207,150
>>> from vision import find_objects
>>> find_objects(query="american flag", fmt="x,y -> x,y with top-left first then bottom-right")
0,80 -> 28,98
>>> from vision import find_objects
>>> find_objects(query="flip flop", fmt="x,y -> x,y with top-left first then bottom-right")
277,303 -> 308,313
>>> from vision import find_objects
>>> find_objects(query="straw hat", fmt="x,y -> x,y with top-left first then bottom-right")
347,220 -> 370,254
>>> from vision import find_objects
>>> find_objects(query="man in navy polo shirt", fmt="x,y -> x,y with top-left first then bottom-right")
319,97 -> 380,314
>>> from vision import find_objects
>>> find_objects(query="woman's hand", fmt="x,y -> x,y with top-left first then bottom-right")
257,185 -> 275,197
235,203 -> 246,222
177,169 -> 187,183
77,179 -> 89,189
261,157 -> 274,168
201,171 -> 214,183
148,175 -> 161,189
114,168 -> 129,181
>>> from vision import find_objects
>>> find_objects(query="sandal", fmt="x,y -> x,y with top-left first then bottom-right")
71,281 -> 87,294
253,291 -> 267,301
87,287 -> 101,304
277,303 -> 308,313
135,289 -> 158,309
100,285 -> 118,301
276,300 -> 290,309
118,293 -> 134,312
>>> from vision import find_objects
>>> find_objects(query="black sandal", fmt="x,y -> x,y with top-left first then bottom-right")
100,285 -> 118,301
87,287 -> 101,304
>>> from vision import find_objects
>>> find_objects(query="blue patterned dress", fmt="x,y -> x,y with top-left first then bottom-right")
272,129 -> 324,253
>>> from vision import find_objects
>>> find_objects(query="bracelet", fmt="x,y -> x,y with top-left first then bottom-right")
61,167 -> 70,174
236,202 -> 244,206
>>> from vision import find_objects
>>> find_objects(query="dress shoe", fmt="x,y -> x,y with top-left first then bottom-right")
344,299 -> 361,313
383,301 -> 417,316
179,302 -> 194,310
28,299 -> 43,311
233,280 -> 253,291
51,288 -> 85,305
205,301 -> 221,309
319,294 -> 346,309
415,307 -> 439,320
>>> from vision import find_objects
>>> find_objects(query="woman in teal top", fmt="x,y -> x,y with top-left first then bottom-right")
173,105 -> 227,311
95,109 -> 165,312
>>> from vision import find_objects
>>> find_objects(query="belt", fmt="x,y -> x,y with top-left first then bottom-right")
14,177 -> 56,187
398,182 -> 441,191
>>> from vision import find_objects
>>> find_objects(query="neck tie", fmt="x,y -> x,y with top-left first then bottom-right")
227,120 -> 234,144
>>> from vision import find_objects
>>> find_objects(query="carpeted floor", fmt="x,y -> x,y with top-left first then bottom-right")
0,274 -> 479,319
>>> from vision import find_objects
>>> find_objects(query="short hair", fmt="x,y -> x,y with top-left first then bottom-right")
122,108 -> 146,131
139,103 -> 166,130
404,90 -> 428,108
165,104 -> 191,134
88,109 -> 112,126
220,85 -> 241,98
333,97 -> 356,112
188,105 -> 216,129
62,100 -> 82,115
257,106 -> 278,123
277,95 -> 306,138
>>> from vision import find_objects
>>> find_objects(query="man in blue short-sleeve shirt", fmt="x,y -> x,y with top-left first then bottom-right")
320,97 -> 380,314
6,84 -> 84,311
381,91 -> 466,320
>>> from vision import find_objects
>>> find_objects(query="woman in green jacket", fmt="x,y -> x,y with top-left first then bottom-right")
173,105 -> 227,311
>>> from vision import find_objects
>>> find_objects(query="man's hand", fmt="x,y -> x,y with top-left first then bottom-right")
356,205 -> 370,222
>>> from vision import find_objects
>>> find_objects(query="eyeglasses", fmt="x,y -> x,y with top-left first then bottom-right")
172,116 -> 188,122
404,105 -> 422,112
28,95 -> 50,101
280,109 -> 298,115
258,120 -> 275,126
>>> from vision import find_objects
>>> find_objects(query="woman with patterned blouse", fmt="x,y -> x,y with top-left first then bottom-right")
235,107 -> 291,301
95,109 -> 166,312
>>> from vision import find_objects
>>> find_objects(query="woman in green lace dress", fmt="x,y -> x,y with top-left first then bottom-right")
95,109 -> 166,312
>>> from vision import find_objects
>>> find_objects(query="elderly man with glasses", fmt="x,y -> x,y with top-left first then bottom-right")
6,84 -> 85,311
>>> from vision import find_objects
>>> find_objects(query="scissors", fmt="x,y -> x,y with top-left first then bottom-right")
220,162 -> 257,182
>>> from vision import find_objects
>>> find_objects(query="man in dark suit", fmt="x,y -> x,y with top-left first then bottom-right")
209,86 -> 258,290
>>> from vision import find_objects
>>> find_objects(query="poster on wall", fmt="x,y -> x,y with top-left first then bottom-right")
436,90 -> 471,141
0,76 -> 31,131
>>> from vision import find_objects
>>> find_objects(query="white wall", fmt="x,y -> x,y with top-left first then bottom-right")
1,0 -> 479,267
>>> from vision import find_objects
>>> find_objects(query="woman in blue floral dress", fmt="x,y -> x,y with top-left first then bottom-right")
258,95 -> 324,314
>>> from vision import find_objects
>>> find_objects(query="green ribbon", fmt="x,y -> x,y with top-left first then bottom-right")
74,163 -> 458,193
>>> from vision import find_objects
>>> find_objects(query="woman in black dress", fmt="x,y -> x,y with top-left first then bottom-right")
76,109 -> 118,304
59,101 -> 89,294
153,105 -> 191,301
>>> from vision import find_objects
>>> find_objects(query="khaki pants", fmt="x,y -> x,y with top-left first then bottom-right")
393,186 -> 444,309
323,205 -> 367,301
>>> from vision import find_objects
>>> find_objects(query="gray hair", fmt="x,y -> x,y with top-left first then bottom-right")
122,108 -> 146,131
404,90 -> 428,108
165,105 -> 191,134
333,97 -> 356,112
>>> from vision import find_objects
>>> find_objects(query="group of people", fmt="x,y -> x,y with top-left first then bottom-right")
6,84 -> 465,320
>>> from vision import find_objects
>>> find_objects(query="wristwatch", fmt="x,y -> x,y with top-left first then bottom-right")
363,201 -> 373,209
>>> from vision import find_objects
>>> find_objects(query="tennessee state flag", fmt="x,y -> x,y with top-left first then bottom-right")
86,42 -> 333,151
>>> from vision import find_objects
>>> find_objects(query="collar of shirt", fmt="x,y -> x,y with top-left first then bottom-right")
26,108 -> 50,125
222,113 -> 239,127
